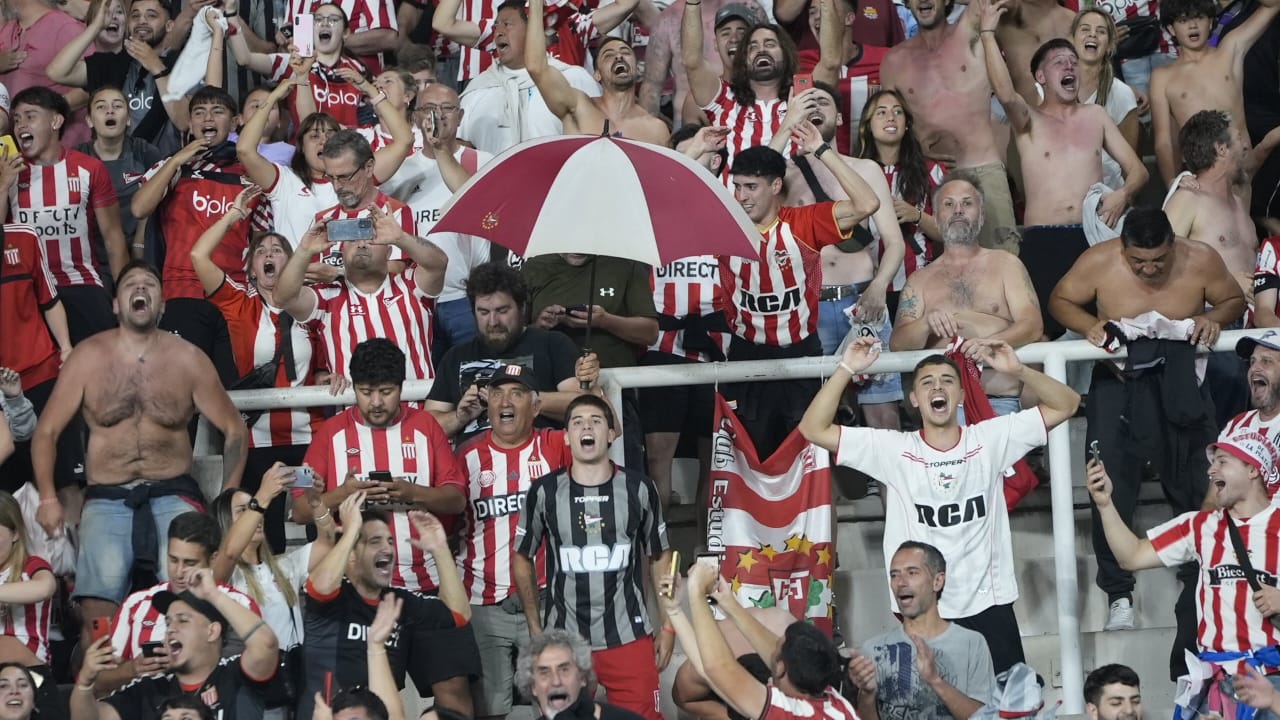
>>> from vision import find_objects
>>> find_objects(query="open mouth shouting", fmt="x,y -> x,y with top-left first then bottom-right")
611,58 -> 631,77
373,552 -> 394,580
130,292 -> 150,313
318,28 -> 333,42
261,261 -> 278,279
199,123 -> 218,142
166,639 -> 184,665
545,688 -> 573,713
1060,73 -> 1077,92
926,390 -> 949,416
753,53 -> 774,71
15,131 -> 34,152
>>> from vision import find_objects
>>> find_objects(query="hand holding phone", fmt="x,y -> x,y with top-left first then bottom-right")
326,217 -> 375,243
90,617 -> 111,643
793,73 -> 813,92
663,551 -> 680,598
284,466 -> 315,488
293,13 -> 315,57
141,641 -> 164,657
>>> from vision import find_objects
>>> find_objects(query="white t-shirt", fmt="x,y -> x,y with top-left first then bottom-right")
264,163 -> 338,250
228,543 -> 313,649
1085,80 -> 1139,191
458,62 -> 601,155
835,408 -> 1048,618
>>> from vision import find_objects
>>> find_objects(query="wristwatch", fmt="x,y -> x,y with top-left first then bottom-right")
247,498 -> 267,514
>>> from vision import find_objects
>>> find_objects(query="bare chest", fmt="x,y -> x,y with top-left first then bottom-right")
85,360 -> 194,430
892,40 -> 990,123
1165,62 -> 1243,125
921,265 -> 1008,315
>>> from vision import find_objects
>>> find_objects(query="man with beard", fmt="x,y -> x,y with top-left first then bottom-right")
30,261 -> 247,630
525,0 -> 669,145
878,0 -> 1019,253
1216,331 -> 1280,501
1084,665 -> 1143,720
516,630 -> 645,720
891,177 -> 1043,416
426,262 -> 600,441
273,135 -> 448,386
1049,209 -> 1243,656
49,0 -> 195,154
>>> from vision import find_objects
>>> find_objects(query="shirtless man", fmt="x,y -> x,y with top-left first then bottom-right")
982,12 -> 1148,229
29,261 -> 246,633
526,0 -> 670,145
1150,0 -> 1280,184
879,0 -> 1019,254
890,177 -> 1043,409
1048,208 -> 1244,644
781,80 -> 906,428
993,0 -> 1075,105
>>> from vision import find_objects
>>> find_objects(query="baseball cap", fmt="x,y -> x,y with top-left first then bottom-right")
1236,329 -> 1280,359
487,364 -> 536,390
1207,428 -> 1279,476
153,590 -> 228,630
714,3 -> 754,29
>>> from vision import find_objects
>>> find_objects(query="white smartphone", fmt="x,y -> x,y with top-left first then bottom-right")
293,13 -> 315,57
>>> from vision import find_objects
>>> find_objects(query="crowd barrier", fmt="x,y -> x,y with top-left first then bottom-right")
199,328 -> 1268,715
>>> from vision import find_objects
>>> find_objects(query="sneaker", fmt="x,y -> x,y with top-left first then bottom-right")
1104,597 -> 1135,631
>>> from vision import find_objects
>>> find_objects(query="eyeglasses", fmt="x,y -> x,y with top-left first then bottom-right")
419,103 -> 459,114
314,14 -> 345,25
323,167 -> 366,183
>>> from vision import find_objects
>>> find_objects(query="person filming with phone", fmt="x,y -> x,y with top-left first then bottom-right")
273,130 -> 448,392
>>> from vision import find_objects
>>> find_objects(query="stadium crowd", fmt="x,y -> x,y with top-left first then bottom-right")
0,0 -> 1280,715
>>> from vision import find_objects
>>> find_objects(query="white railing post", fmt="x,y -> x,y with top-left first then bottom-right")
606,379 -> 626,466
1044,350 -> 1084,715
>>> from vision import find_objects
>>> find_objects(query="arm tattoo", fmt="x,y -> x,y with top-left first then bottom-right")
896,285 -> 921,323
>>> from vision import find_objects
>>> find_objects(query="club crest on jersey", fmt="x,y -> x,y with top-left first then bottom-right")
3,246 -> 17,265
933,470 -> 956,492
347,448 -> 360,455
773,249 -> 792,268
862,5 -> 878,18
478,470 -> 497,488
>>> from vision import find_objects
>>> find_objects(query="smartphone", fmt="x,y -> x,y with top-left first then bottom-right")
695,552 -> 722,569
663,551 -> 680,598
284,466 -> 315,488
1089,440 -> 1102,464
429,109 -> 441,139
793,73 -> 813,92
367,470 -> 393,483
141,640 -> 164,657
293,13 -> 315,57
327,218 -> 374,243
0,135 -> 17,158
90,617 -> 111,643
566,304 -> 588,313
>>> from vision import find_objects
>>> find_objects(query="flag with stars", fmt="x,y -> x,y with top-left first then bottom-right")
706,394 -> 835,636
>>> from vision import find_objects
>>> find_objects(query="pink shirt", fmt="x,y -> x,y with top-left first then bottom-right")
0,10 -> 91,147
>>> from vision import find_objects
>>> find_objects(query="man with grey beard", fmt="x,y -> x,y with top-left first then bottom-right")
890,176 -> 1044,416
1217,330 -> 1280,502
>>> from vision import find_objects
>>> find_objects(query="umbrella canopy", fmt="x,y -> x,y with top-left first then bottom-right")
433,134 -> 761,265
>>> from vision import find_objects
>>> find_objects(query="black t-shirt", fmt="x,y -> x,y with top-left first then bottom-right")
300,582 -> 482,720
84,51 -> 182,154
76,136 -> 165,273
426,327 -> 580,439
103,655 -> 281,720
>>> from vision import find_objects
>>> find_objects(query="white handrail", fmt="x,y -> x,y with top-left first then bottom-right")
215,328 -> 1268,714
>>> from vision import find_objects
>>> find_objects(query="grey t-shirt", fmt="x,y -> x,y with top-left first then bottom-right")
862,622 -> 995,720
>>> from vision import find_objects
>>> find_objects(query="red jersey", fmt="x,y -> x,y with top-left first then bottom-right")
874,160 -> 945,292
649,256 -> 724,361
285,0 -> 396,73
797,46 -> 888,155
721,203 -> 851,346
9,149 -> 118,288
208,279 -> 327,448
140,149 -> 270,300
455,428 -> 572,604
1221,410 -> 1280,497
0,225 -> 61,390
110,581 -> 260,660
703,82 -> 787,184
1150,505 -> 1280,672
0,556 -> 54,664
302,404 -> 468,591
761,684 -> 861,720
269,53 -> 371,128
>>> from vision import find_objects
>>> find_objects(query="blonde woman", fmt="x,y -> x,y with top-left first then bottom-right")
1072,9 -> 1143,189
0,494 -> 59,720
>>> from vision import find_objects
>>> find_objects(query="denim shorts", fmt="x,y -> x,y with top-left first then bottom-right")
819,291 -> 903,405
73,490 -> 203,603
957,396 -> 1022,425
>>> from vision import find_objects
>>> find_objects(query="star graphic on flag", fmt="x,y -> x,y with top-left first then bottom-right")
759,544 -> 779,561
816,547 -> 832,566
737,549 -> 758,572
731,576 -> 743,594
785,534 -> 815,555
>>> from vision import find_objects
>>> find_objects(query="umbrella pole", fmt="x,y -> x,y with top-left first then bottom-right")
581,257 -> 597,390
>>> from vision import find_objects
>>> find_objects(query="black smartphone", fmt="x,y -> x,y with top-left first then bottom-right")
367,470 -> 393,483
141,641 -> 164,657
566,304 -> 588,313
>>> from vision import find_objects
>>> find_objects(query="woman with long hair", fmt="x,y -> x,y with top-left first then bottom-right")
0,663 -> 38,720
191,189 -> 328,554
1072,9 -> 1142,190
0,496 -> 60,720
856,89 -> 945,316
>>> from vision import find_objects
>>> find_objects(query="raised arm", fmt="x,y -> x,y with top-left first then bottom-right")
407,511 -> 471,620
960,339 -> 1079,430
773,0 -> 809,23
308,492 -> 366,596
978,0 -> 1031,134
1222,2 -> 1280,69
813,0 -> 841,85
799,337 -> 881,451
191,187 -> 259,296
237,76 -> 300,189
526,0 -> 584,120
794,123 -> 880,228
680,0 -> 721,109
373,208 -> 447,296
684,564 -> 768,720
132,139 -> 211,220
226,16 -> 279,75
49,0 -> 105,86
366,595 -> 407,720
274,222 -> 327,321
639,19 -> 673,114
432,0 -> 483,48
591,0 -> 640,34
190,569 -> 280,680
1085,460 -> 1163,570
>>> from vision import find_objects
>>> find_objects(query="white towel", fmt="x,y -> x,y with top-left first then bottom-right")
1162,170 -> 1195,209
1081,182 -> 1123,246
163,6 -> 227,103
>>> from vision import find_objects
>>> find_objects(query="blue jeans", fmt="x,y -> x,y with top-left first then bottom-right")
1121,50 -> 1178,102
819,292 -> 903,405
957,397 -> 1022,425
74,492 -> 202,603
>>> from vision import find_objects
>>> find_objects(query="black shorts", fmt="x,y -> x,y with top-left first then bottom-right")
637,351 -> 715,436
952,602 -> 1025,675
1019,224 -> 1088,339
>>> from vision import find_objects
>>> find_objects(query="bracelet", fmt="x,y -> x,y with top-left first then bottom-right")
838,362 -> 857,375
367,648 -> 387,655
372,91 -> 388,106
980,29 -> 995,34
39,498 -> 58,506
314,508 -> 332,522
814,142 -> 832,159
75,682 -> 94,692
152,66 -> 171,78
241,619 -> 266,643
915,209 -> 923,224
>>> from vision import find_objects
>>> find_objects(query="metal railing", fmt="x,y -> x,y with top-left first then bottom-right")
208,328 -> 1266,715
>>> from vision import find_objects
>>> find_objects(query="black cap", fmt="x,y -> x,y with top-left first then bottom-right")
487,364 -> 536,390
153,590 -> 228,629
714,3 -> 753,29
1237,330 -> 1280,359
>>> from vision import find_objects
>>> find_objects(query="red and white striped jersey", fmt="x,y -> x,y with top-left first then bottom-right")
456,0 -> 501,82
269,54 -> 371,128
8,149 -> 117,288
721,203 -> 851,347
0,225 -> 62,391
761,684 -> 861,720
455,428 -> 572,604
873,161 -> 945,292
208,279 -> 327,448
110,581 -> 260,660
798,46 -> 888,155
1253,236 -> 1280,328
1221,410 -> 1280,497
306,269 -> 436,381
302,404 -> 468,591
1149,505 -> 1280,672
649,256 -> 724,361
312,192 -> 412,267
284,0 -> 397,73
702,83 -> 786,184
0,556 -> 53,664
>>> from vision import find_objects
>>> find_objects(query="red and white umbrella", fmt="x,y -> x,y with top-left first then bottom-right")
433,134 -> 760,265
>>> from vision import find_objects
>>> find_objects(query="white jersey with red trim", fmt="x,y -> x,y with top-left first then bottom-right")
263,163 -> 337,250
834,409 -> 1048,618
872,162 -> 945,291
9,149 -> 118,287
302,405 -> 468,591
0,556 -> 53,663
455,428 -> 572,604
357,124 -> 426,157
1149,505 -> 1280,672
109,581 -> 260,660
649,255 -> 722,360
702,82 -> 786,185
1222,410 -> 1280,496
760,683 -> 861,720
306,270 -> 437,381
